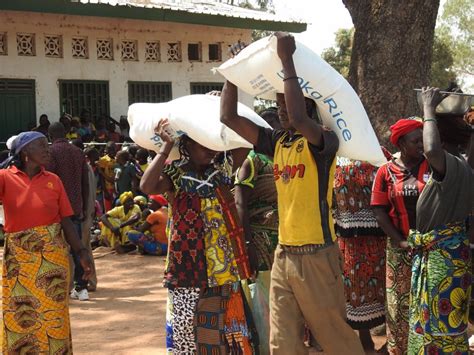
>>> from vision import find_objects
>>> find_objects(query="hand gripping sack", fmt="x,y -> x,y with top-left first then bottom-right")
127,94 -> 270,160
216,36 -> 386,167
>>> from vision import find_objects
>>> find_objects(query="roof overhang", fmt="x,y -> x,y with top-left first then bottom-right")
0,0 -> 307,32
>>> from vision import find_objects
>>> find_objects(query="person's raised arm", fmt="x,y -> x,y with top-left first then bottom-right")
220,81 -> 260,146
275,32 -> 324,148
140,119 -> 173,195
421,87 -> 447,177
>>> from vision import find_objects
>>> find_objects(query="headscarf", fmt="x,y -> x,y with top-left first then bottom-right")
389,118 -> 423,146
119,191 -> 134,205
6,135 -> 18,150
0,131 -> 46,168
133,195 -> 147,207
149,194 -> 168,207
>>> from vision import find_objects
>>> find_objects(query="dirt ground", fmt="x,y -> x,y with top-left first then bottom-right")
69,248 -> 168,354
1,246 -> 473,354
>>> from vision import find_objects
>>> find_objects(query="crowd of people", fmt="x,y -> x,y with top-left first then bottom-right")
0,32 -> 473,355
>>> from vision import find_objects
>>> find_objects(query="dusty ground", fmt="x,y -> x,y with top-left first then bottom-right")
69,248 -> 168,354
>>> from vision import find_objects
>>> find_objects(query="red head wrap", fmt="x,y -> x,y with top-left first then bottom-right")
149,194 -> 168,207
389,119 -> 423,146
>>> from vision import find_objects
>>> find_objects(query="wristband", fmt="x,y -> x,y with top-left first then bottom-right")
158,150 -> 170,156
423,118 -> 437,123
283,76 -> 298,82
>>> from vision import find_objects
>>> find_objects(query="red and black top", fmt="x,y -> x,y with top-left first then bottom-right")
371,159 -> 430,237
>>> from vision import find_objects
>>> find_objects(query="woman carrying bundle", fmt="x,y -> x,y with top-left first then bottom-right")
141,120 -> 255,354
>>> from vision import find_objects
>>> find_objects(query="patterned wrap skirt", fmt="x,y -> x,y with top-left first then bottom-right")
408,222 -> 471,355
2,223 -> 72,354
386,242 -> 412,355
338,236 -> 386,329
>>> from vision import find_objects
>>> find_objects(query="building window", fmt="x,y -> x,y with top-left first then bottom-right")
208,43 -> 222,61
17,33 -> 35,56
190,82 -> 224,95
59,80 -> 109,119
145,41 -> 160,62
97,38 -> 113,60
0,32 -> 7,55
128,82 -> 172,105
72,37 -> 88,59
167,42 -> 181,62
121,40 -> 138,61
188,43 -> 202,61
44,34 -> 63,58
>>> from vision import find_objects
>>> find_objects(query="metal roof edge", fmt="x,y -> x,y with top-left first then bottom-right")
0,0 -> 307,32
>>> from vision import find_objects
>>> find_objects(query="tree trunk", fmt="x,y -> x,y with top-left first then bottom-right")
342,0 -> 440,146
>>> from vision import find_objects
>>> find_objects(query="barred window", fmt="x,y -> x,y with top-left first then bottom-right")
190,82 -> 224,95
128,81 -> 172,104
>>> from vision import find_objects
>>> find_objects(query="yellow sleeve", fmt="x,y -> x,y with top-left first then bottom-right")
107,206 -> 123,219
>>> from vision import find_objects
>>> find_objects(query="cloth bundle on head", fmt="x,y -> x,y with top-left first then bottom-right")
133,195 -> 147,207
0,131 -> 46,168
119,191 -> 134,205
389,118 -> 423,146
149,194 -> 168,207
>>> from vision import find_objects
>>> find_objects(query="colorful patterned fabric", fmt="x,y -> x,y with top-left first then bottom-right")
408,221 -> 471,354
338,236 -> 386,329
166,288 -> 200,354
386,244 -> 412,355
2,223 -> 72,354
201,197 -> 239,287
235,151 -> 279,271
195,286 -> 229,354
215,187 -> 251,281
165,191 -> 208,289
333,159 -> 385,237
162,161 -> 250,289
224,283 -> 253,355
333,159 -> 386,329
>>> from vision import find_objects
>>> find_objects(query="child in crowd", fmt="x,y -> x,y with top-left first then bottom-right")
97,141 -> 117,211
100,191 -> 141,253
140,119 -> 255,353
135,148 -> 149,178
114,150 -> 138,197
127,194 -> 169,256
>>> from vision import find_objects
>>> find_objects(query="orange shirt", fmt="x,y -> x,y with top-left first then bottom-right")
146,208 -> 168,244
0,166 -> 74,233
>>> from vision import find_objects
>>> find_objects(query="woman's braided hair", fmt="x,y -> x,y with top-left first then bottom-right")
178,135 -> 191,160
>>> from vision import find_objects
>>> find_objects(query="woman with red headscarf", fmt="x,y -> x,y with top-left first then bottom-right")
371,118 -> 429,354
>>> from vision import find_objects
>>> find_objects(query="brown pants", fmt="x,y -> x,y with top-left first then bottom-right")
269,243 -> 364,355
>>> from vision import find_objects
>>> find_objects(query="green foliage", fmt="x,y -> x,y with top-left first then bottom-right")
431,29 -> 458,87
321,28 -> 353,78
322,26 -> 461,87
437,0 -> 473,86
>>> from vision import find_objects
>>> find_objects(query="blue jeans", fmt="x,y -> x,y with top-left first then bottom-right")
71,216 -> 87,291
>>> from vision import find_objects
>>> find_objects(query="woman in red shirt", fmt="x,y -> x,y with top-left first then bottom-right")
371,119 -> 429,355
0,132 -> 92,354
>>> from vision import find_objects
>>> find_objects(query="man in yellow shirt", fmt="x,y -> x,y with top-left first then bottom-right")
220,33 -> 364,354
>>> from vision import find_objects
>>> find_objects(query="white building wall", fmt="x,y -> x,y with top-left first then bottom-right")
0,10 -> 253,122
